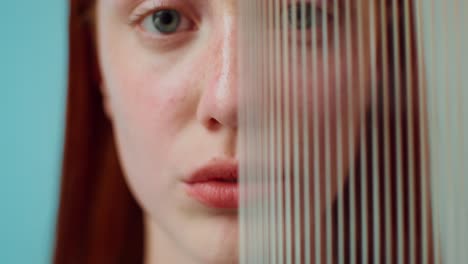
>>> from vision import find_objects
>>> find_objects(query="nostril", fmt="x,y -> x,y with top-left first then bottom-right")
205,117 -> 222,131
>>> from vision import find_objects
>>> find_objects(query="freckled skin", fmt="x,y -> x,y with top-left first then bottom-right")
96,0 -> 376,263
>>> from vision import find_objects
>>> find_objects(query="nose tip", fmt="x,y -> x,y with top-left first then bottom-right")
197,69 -> 238,130
197,16 -> 238,130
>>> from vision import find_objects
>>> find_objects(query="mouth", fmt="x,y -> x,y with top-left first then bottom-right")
183,160 -> 239,209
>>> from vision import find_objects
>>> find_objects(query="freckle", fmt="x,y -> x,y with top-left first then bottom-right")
168,94 -> 184,105
168,97 -> 178,104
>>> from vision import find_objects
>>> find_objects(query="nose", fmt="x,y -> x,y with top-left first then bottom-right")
196,16 -> 238,130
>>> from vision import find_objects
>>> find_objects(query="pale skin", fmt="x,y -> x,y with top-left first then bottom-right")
95,0 -> 378,263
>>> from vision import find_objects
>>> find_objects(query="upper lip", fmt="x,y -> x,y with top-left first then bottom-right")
184,160 -> 238,184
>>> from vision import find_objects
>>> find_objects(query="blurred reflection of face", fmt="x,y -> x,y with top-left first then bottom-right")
96,0 -> 376,263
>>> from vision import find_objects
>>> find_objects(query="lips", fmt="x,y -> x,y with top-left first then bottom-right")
183,161 -> 239,209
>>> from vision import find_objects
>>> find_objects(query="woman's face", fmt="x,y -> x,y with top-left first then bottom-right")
96,0 -> 375,263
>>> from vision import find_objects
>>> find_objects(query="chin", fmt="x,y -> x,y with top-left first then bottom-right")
197,246 -> 239,264
185,215 -> 239,264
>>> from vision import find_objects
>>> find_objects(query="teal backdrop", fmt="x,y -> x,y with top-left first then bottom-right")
0,1 -> 68,263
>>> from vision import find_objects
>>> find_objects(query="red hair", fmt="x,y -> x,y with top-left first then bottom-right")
53,1 -> 143,263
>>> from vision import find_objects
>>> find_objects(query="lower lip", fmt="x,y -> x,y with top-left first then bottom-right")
184,181 -> 238,209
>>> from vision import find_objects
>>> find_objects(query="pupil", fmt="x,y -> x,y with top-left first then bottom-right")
153,10 -> 181,34
160,12 -> 174,25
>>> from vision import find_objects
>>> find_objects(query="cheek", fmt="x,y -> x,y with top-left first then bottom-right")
97,7 -> 200,143
109,71 -> 194,139
98,39 -> 199,200
292,52 -> 364,127
298,50 -> 371,193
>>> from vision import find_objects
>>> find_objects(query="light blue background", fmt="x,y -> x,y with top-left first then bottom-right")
0,1 -> 68,263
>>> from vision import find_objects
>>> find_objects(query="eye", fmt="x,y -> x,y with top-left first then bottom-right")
141,9 -> 191,35
287,3 -> 333,30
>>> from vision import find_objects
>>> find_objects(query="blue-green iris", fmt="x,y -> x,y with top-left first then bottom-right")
152,10 -> 181,34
